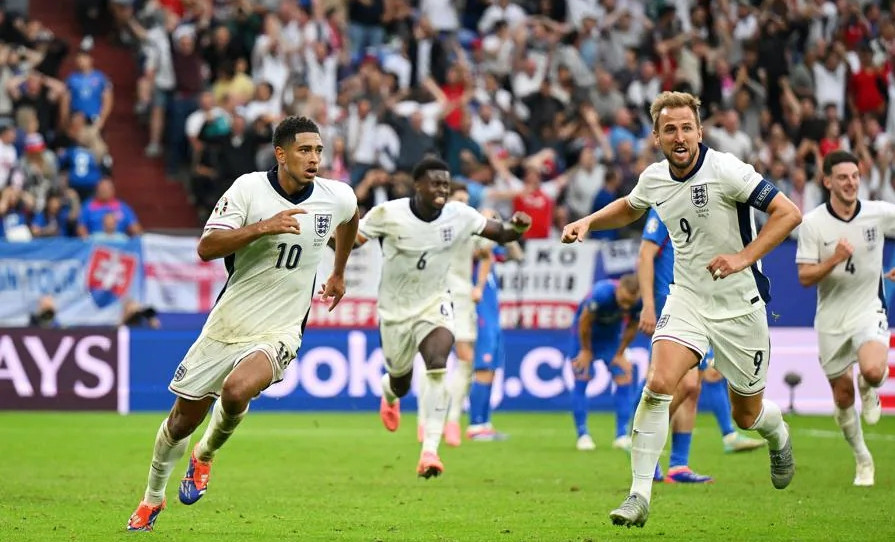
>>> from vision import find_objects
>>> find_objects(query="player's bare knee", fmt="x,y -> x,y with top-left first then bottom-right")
861,364 -> 885,387
731,409 -> 758,430
167,411 -> 201,440
220,379 -> 255,411
389,371 -> 413,397
423,354 -> 449,372
832,385 -> 855,408
645,373 -> 676,396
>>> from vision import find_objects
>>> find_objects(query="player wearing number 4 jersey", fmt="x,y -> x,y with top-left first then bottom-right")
127,117 -> 359,532
796,150 -> 893,487
356,157 -> 531,479
562,92 -> 802,528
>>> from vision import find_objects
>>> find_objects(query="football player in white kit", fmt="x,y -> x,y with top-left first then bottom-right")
356,157 -> 531,478
127,117 -> 359,532
796,149 -> 893,487
562,92 -> 802,528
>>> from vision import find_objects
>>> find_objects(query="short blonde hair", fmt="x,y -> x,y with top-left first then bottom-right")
649,91 -> 702,131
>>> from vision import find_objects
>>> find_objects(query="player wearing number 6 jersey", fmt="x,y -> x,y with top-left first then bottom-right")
356,157 -> 531,479
127,117 -> 359,532
562,92 -> 802,528
796,150 -> 894,487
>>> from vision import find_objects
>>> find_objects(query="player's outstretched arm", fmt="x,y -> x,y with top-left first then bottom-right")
561,197 -> 645,243
707,193 -> 802,280
478,211 -> 532,244
319,208 -> 360,311
797,239 -> 853,287
197,208 -> 307,261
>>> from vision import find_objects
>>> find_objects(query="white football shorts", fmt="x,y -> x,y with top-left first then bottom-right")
452,295 -> 478,343
652,294 -> 770,396
817,311 -> 890,379
169,332 -> 296,400
380,295 -> 455,377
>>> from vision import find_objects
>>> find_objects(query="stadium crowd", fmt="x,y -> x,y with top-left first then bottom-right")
4,0 -> 895,238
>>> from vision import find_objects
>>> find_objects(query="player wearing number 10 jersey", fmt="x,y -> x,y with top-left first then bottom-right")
796,150 -> 894,487
562,91 -> 802,528
356,157 -> 531,479
127,117 -> 359,532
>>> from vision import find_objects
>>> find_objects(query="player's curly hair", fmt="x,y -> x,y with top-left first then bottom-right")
649,91 -> 702,132
412,156 -> 450,181
272,116 -> 320,148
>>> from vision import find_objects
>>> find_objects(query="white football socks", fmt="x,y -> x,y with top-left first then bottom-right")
196,400 -> 247,462
834,405 -> 871,459
748,400 -> 788,451
447,359 -> 473,423
422,369 -> 449,454
143,418 -> 189,506
629,387 -> 672,502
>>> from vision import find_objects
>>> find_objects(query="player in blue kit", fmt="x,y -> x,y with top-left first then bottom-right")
466,230 -> 522,441
639,209 -> 764,483
568,275 -> 641,451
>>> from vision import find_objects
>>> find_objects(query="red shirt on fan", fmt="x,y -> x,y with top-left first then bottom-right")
513,189 -> 553,239
850,64 -> 889,114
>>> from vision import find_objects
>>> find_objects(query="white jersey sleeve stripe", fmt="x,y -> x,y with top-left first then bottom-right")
736,202 -> 771,303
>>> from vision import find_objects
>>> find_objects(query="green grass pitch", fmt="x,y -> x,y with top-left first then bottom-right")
1,412 -> 893,541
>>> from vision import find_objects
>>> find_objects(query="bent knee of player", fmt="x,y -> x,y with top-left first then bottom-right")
831,381 -> 856,408
861,363 -> 886,386
168,404 -> 207,439
644,367 -> 680,396
220,376 -> 261,411
730,397 -> 763,429
390,371 -> 413,397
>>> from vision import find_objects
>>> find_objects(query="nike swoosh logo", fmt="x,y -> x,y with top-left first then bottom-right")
823,240 -> 837,246
655,200 -> 669,207
747,378 -> 761,387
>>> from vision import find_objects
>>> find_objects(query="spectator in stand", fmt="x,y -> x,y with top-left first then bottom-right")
6,70 -> 66,142
77,178 -> 142,238
512,165 -> 558,240
90,211 -> 130,242
28,295 -> 59,329
167,23 -> 206,175
121,299 -> 161,329
0,185 -> 33,241
0,123 -> 18,188
185,90 -> 231,162
348,0 -> 385,61
217,113 -> 270,191
31,187 -> 80,238
18,132 -> 58,213
589,168 -> 622,241
848,42 -> 888,122
705,108 -> 753,162
62,43 -> 113,131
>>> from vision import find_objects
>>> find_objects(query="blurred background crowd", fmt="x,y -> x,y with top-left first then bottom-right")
3,0 -> 895,241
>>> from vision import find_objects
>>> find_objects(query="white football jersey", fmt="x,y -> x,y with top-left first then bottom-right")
796,200 -> 895,330
202,169 -> 357,345
627,144 -> 779,319
447,220 -> 477,298
359,198 -> 488,323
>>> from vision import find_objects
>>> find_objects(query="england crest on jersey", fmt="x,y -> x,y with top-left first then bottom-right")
315,213 -> 332,237
863,226 -> 878,244
691,184 -> 708,208
440,226 -> 454,242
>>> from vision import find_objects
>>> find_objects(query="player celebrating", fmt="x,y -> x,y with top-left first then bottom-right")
638,209 -> 765,484
562,91 -> 802,528
796,149 -> 892,486
356,157 -> 531,478
126,117 -> 359,532
568,275 -> 641,452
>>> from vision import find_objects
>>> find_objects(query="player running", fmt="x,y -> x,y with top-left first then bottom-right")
568,275 -> 641,452
417,185 -> 490,447
638,209 -> 764,484
127,116 -> 359,532
563,91 -> 801,528
356,157 -> 531,478
796,149 -> 893,486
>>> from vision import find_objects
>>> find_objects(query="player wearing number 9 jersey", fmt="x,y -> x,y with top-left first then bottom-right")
561,91 -> 802,528
356,157 -> 532,479
796,149 -> 894,487
127,116 -> 359,532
